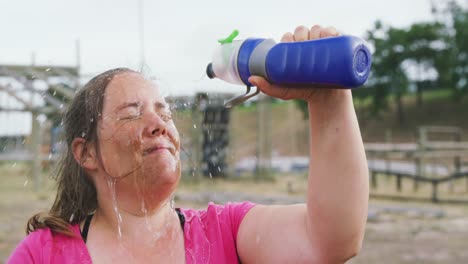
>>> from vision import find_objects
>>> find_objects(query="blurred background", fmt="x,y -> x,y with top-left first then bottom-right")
1,0 -> 468,263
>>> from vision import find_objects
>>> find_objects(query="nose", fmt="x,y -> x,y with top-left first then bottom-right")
144,112 -> 167,137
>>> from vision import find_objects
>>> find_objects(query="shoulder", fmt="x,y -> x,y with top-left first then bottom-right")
7,227 -> 54,263
179,202 -> 257,262
7,224 -> 85,264
180,201 -> 256,239
180,201 -> 256,223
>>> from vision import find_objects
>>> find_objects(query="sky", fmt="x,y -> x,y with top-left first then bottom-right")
0,0 -> 465,136
1,0 -> 462,96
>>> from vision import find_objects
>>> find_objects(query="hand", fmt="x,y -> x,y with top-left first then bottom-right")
248,25 -> 343,103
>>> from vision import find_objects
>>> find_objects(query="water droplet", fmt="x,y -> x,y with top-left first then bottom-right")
53,91 -> 57,96
107,179 -> 123,240
45,68 -> 51,72
217,166 -> 221,172
193,124 -> 197,128
209,172 -> 212,179
59,104 -> 64,109
23,179 -> 28,186
48,153 -> 52,160
140,199 -> 147,214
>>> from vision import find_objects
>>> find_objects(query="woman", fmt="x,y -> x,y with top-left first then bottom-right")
8,25 -> 369,264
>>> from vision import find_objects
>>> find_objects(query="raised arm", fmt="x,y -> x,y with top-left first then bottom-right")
236,25 -> 369,264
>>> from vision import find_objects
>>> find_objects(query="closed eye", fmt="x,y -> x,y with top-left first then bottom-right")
116,101 -> 142,120
119,114 -> 142,120
155,102 -> 172,121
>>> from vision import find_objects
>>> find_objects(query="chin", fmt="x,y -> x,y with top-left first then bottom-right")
142,158 -> 181,185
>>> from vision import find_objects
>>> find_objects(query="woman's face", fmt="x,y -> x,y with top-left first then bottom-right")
96,72 -> 181,193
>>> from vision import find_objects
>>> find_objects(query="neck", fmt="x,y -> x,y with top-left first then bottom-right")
88,196 -> 185,263
94,189 -> 180,244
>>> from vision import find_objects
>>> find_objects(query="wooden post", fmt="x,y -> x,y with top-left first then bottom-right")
256,94 -> 272,180
414,157 -> 420,192
431,180 -> 439,203
466,174 -> 468,193
371,171 -> 378,189
30,110 -> 42,192
396,174 -> 402,192
190,93 -> 206,180
416,127 -> 428,195
385,129 -> 391,180
288,101 -> 298,156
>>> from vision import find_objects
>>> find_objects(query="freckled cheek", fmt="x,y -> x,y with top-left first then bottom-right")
114,124 -> 145,150
167,125 -> 181,150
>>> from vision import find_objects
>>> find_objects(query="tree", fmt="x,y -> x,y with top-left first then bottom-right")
363,21 -> 411,124
404,22 -> 447,106
432,0 -> 468,101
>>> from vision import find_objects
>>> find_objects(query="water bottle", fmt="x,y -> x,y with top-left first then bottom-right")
206,30 -> 372,107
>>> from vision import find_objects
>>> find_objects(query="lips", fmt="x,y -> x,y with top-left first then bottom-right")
143,145 -> 175,156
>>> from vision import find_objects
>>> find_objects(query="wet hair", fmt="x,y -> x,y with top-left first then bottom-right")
26,67 -> 137,236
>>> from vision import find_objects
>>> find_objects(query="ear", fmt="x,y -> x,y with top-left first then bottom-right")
71,138 -> 98,171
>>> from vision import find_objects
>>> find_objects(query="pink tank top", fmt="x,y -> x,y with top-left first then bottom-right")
7,202 -> 256,264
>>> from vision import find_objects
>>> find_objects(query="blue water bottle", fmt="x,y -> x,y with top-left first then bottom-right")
206,30 -> 372,107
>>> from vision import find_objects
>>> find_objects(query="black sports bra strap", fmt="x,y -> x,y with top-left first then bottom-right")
175,208 -> 185,231
81,209 -> 185,244
81,213 -> 94,243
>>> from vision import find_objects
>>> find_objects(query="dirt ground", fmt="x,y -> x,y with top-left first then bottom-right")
1,163 -> 468,263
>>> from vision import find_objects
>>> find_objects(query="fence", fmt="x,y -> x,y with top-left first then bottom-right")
366,126 -> 468,203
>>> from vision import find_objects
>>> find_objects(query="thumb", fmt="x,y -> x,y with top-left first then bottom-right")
249,76 -> 288,100
248,76 -> 270,88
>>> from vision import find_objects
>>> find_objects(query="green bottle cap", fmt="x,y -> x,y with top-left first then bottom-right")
218,29 -> 239,44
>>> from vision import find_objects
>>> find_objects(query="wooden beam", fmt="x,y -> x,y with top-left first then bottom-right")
0,84 -> 32,109
48,84 -> 75,100
0,64 -> 78,77
20,82 -> 66,113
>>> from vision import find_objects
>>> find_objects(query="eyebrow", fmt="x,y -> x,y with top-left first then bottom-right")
155,101 -> 169,109
115,102 -> 141,112
115,101 -> 169,112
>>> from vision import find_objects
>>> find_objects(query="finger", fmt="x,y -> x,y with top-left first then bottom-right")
281,32 -> 294,43
293,25 -> 310,42
320,26 -> 339,38
249,76 -> 289,100
309,25 -> 322,40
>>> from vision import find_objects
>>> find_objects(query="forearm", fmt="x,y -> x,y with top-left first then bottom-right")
305,90 -> 369,261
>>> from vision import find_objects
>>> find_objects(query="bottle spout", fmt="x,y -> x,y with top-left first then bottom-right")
206,63 -> 216,79
224,85 -> 260,108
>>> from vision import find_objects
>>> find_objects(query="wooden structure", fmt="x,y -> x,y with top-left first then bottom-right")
0,64 -> 78,191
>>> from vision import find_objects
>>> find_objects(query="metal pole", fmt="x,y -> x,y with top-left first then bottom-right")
31,52 -> 36,66
75,39 -> 81,89
138,0 -> 145,70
